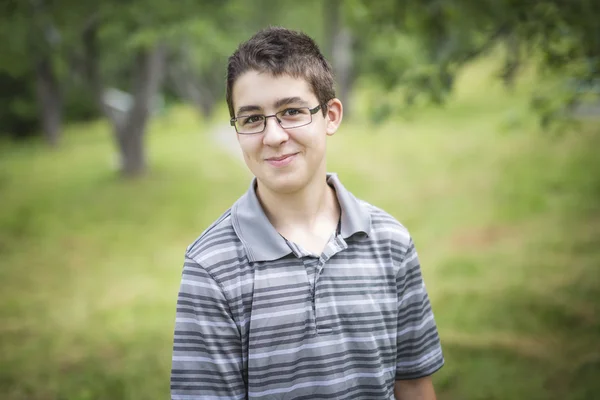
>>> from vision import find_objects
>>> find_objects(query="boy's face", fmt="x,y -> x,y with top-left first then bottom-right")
232,70 -> 342,194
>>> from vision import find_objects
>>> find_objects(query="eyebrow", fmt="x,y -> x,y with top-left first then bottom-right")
274,97 -> 309,109
236,105 -> 261,116
236,97 -> 309,116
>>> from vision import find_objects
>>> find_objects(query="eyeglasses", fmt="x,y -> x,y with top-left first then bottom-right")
230,104 -> 324,135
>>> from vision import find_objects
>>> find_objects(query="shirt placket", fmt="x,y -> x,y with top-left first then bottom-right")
284,240 -> 320,333
313,234 -> 348,334
284,233 -> 349,335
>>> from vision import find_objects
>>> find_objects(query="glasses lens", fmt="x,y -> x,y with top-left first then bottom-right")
236,115 -> 265,134
277,108 -> 312,129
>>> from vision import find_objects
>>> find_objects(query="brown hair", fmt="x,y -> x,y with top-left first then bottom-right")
226,27 -> 335,118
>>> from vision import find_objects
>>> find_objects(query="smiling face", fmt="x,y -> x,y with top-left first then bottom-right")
232,70 -> 342,195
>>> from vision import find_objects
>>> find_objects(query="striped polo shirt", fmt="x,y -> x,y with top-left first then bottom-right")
171,173 -> 444,400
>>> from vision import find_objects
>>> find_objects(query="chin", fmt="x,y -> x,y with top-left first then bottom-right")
258,168 -> 309,195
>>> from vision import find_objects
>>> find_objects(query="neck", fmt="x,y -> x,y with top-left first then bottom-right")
256,173 -> 339,235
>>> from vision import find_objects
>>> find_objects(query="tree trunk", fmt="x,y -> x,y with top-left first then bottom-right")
116,122 -> 146,176
167,63 -> 215,119
30,0 -> 62,146
502,32 -> 520,90
115,46 -> 164,177
196,81 -> 216,118
35,55 -> 61,147
332,28 -> 354,115
324,0 -> 354,117
82,19 -> 165,178
166,47 -> 217,119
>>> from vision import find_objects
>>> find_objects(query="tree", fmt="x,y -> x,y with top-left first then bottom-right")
350,0 -> 600,122
81,15 -> 165,177
323,0 -> 355,116
73,1 -> 229,177
0,0 -> 64,145
163,10 -> 244,120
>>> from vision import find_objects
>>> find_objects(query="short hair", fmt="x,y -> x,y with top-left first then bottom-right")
226,27 -> 335,118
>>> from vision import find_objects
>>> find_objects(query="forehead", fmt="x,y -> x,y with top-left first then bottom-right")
232,70 -> 316,110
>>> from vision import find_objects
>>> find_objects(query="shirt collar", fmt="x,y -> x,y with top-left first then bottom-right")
231,173 -> 372,262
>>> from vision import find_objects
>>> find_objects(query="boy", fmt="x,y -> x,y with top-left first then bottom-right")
171,27 -> 444,400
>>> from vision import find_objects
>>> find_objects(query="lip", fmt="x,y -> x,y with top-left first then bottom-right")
265,153 -> 298,167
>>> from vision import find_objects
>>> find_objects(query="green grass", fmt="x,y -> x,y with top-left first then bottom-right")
1,59 -> 599,399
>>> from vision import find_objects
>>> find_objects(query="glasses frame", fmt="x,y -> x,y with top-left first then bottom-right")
230,104 -> 325,135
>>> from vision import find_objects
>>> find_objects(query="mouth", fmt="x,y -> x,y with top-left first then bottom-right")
265,152 -> 299,167
266,153 -> 297,162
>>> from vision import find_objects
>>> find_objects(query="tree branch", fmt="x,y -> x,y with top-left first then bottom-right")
457,24 -> 511,65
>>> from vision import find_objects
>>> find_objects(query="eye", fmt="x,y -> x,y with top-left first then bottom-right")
282,108 -> 302,117
240,115 -> 263,126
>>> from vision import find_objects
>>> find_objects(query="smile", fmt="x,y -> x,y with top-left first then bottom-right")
265,153 -> 298,167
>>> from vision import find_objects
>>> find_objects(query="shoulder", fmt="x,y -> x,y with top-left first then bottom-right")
359,200 -> 422,277
361,200 -> 413,248
184,209 -> 244,276
362,200 -> 412,240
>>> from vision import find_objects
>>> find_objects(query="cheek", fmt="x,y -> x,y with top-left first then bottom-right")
307,131 -> 327,153
238,137 -> 261,158
296,126 -> 326,150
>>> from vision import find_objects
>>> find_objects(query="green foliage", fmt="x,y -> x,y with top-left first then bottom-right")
0,73 -> 38,138
0,8 -> 32,76
350,0 -> 600,125
2,0 -> 598,138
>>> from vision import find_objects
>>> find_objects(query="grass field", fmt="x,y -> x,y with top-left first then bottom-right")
1,60 -> 599,399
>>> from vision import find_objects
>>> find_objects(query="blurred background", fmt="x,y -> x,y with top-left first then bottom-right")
1,0 -> 599,399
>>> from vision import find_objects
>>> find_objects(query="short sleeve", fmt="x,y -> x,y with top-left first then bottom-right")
395,238 -> 444,380
170,255 -> 247,399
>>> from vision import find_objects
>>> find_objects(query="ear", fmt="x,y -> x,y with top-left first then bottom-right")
325,98 -> 343,136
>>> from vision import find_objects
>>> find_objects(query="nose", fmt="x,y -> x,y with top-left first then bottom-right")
262,115 -> 289,147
